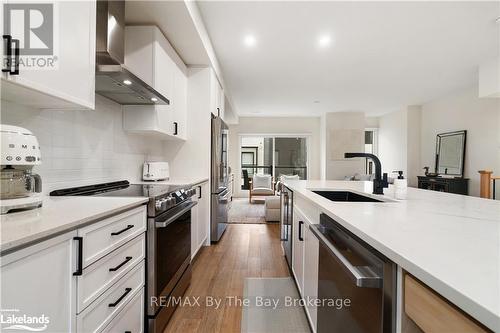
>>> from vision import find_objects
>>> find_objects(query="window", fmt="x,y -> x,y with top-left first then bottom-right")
364,129 -> 378,174
240,136 -> 308,189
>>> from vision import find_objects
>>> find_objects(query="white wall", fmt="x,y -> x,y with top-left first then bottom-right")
325,112 -> 365,180
228,116 -> 321,198
377,106 -> 421,186
1,96 -> 167,193
406,106 -> 422,187
376,85 -> 500,196
365,116 -> 380,128
420,86 -> 500,197
378,108 -> 408,179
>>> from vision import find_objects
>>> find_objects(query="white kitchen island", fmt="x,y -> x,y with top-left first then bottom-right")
282,179 -> 500,332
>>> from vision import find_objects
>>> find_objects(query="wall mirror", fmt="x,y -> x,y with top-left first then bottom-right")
435,130 -> 466,177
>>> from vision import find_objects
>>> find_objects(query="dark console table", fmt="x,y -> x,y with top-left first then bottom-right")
417,176 -> 469,195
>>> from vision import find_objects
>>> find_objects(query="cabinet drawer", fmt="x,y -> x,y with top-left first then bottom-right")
78,234 -> 146,313
102,288 -> 144,333
77,262 -> 145,333
404,274 -> 488,333
79,206 -> 146,267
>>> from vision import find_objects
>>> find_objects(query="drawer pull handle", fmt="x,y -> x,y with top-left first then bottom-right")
111,224 -> 134,236
73,237 -> 83,276
299,221 -> 304,241
109,256 -> 132,272
124,331 -> 131,333
108,288 -> 132,307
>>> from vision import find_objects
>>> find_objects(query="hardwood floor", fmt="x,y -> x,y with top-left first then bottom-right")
164,224 -> 290,333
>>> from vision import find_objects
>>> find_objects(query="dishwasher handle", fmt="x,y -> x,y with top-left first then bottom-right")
310,224 -> 383,288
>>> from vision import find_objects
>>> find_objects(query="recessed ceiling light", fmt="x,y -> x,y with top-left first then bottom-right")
151,97 -> 158,102
243,35 -> 256,47
313,100 -> 320,104
123,79 -> 132,85
318,35 -> 332,48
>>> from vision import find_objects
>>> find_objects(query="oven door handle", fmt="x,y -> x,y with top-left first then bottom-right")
155,201 -> 197,228
309,224 -> 383,288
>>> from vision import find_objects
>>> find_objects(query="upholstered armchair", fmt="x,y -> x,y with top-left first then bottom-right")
249,174 -> 275,203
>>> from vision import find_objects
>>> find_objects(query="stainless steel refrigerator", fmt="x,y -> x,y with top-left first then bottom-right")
210,115 -> 229,242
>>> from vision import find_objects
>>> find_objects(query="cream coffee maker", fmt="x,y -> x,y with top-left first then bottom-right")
1,125 -> 43,214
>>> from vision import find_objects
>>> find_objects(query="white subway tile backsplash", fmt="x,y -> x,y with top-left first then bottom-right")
1,95 -> 169,193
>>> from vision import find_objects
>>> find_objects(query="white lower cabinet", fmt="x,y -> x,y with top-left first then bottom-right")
303,219 -> 319,332
101,288 -> 144,333
78,205 -> 146,268
292,206 -> 319,333
0,205 -> 147,333
0,232 -> 77,332
292,207 -> 305,293
77,263 -> 145,333
191,181 -> 210,258
77,234 -> 146,312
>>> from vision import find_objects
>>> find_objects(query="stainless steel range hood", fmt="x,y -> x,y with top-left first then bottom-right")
95,0 -> 169,105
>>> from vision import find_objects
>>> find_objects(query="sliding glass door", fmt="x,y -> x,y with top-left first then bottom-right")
240,135 -> 308,190
274,137 -> 308,180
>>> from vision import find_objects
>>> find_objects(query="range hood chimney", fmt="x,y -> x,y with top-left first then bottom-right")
95,0 -> 170,105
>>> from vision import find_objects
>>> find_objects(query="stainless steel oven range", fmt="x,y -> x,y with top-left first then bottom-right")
50,180 -> 197,333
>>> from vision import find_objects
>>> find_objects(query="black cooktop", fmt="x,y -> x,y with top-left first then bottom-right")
49,180 -> 185,199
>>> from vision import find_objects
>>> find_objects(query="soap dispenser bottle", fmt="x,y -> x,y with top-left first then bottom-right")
393,170 -> 407,199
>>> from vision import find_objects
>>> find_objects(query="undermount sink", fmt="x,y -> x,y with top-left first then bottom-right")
312,190 -> 385,202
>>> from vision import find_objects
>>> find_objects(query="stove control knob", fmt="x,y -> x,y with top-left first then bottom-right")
167,197 -> 176,208
162,198 -> 170,210
155,200 -> 163,210
188,188 -> 196,197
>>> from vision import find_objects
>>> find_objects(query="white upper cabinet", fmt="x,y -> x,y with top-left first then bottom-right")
123,26 -> 187,140
1,0 -> 96,109
210,71 -> 225,120
172,64 -> 188,139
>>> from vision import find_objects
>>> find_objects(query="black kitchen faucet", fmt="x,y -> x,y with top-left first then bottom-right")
344,153 -> 388,195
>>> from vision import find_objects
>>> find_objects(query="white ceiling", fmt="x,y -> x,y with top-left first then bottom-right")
198,1 -> 500,117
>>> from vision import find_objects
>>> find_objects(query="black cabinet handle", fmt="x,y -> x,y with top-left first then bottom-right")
111,224 -> 134,236
173,122 -> 178,135
73,237 -> 83,276
11,38 -> 19,75
108,288 -> 132,307
198,185 -> 202,199
109,256 -> 132,272
298,221 -> 304,241
2,35 -> 12,73
217,107 -> 220,117
124,331 -> 131,333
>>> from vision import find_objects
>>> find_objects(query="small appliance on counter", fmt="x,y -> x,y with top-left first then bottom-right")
0,125 -> 43,214
143,162 -> 169,181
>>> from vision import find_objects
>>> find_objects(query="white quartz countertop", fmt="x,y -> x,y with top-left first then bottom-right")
0,196 -> 149,255
132,177 -> 209,187
283,180 -> 500,331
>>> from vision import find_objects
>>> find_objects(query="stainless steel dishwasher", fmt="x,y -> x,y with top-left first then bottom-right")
310,214 -> 396,333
